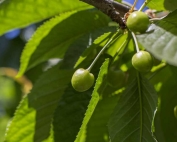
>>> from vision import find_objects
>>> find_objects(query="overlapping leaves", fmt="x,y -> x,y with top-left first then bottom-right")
4,0 -> 175,142
85,91 -> 121,142
74,59 -> 110,142
5,65 -> 73,142
108,74 -> 158,142
7,17 -> 116,141
152,66 -> 177,142
51,27 -> 126,142
17,9 -> 111,77
137,9 -> 177,66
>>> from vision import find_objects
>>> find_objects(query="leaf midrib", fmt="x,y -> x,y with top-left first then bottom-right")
137,72 -> 143,142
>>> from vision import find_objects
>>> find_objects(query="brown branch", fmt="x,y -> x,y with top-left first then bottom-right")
80,0 -> 130,29
112,1 -> 130,17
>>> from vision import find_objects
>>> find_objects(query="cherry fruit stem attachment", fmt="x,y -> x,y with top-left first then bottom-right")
129,0 -> 138,13
87,33 -> 119,71
131,32 -> 140,53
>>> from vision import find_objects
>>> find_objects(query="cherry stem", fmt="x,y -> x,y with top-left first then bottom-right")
129,0 -> 138,12
87,32 -> 119,71
139,0 -> 151,11
131,32 -> 140,53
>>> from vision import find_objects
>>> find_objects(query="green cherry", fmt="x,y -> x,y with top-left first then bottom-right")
71,68 -> 95,92
132,51 -> 153,72
126,11 -> 150,33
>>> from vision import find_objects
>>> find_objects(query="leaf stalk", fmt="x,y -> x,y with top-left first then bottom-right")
131,32 -> 140,52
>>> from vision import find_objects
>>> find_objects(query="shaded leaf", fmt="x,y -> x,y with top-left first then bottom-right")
52,30 -> 116,142
42,127 -> 54,142
53,83 -> 92,142
75,59 -> 110,142
86,94 -> 121,142
152,66 -> 177,142
108,74 -> 157,142
0,0 -> 90,35
17,9 -> 111,77
62,29 -> 116,70
74,32 -> 114,68
137,10 -> 177,66
5,65 -> 73,142
148,64 -> 170,142
53,58 -> 109,142
163,0 -> 177,11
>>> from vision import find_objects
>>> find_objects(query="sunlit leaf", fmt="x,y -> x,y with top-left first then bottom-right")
17,9 -> 111,77
148,0 -> 177,11
0,0 -> 90,35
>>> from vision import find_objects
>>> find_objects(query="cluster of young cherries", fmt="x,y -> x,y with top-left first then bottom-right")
71,9 -> 154,92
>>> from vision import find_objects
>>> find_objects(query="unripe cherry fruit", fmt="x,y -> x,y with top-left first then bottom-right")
126,11 -> 150,33
71,68 -> 94,92
107,69 -> 125,88
132,51 -> 153,72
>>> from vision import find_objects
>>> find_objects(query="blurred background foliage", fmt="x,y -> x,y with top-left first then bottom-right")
0,21 -> 63,141
0,24 -> 39,141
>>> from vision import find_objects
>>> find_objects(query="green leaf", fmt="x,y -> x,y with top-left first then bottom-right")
0,0 -> 90,35
147,0 -> 166,11
163,0 -> 177,11
148,0 -> 177,11
53,84 -> 92,142
108,74 -> 158,142
115,0 -> 122,2
108,32 -> 131,67
0,116 -> 10,142
5,65 -> 73,142
161,10 -> 177,24
42,127 -> 54,142
85,94 -> 121,142
137,10 -> 177,66
74,32 -> 114,68
61,27 -> 116,70
17,9 -> 111,77
105,30 -> 126,57
152,66 -> 177,142
75,59 -> 110,142
52,58 -> 109,142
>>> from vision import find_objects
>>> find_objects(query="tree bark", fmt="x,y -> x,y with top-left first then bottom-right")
80,0 -> 130,29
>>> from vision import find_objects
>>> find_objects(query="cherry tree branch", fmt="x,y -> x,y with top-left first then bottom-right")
112,1 -> 130,17
80,0 -> 130,29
